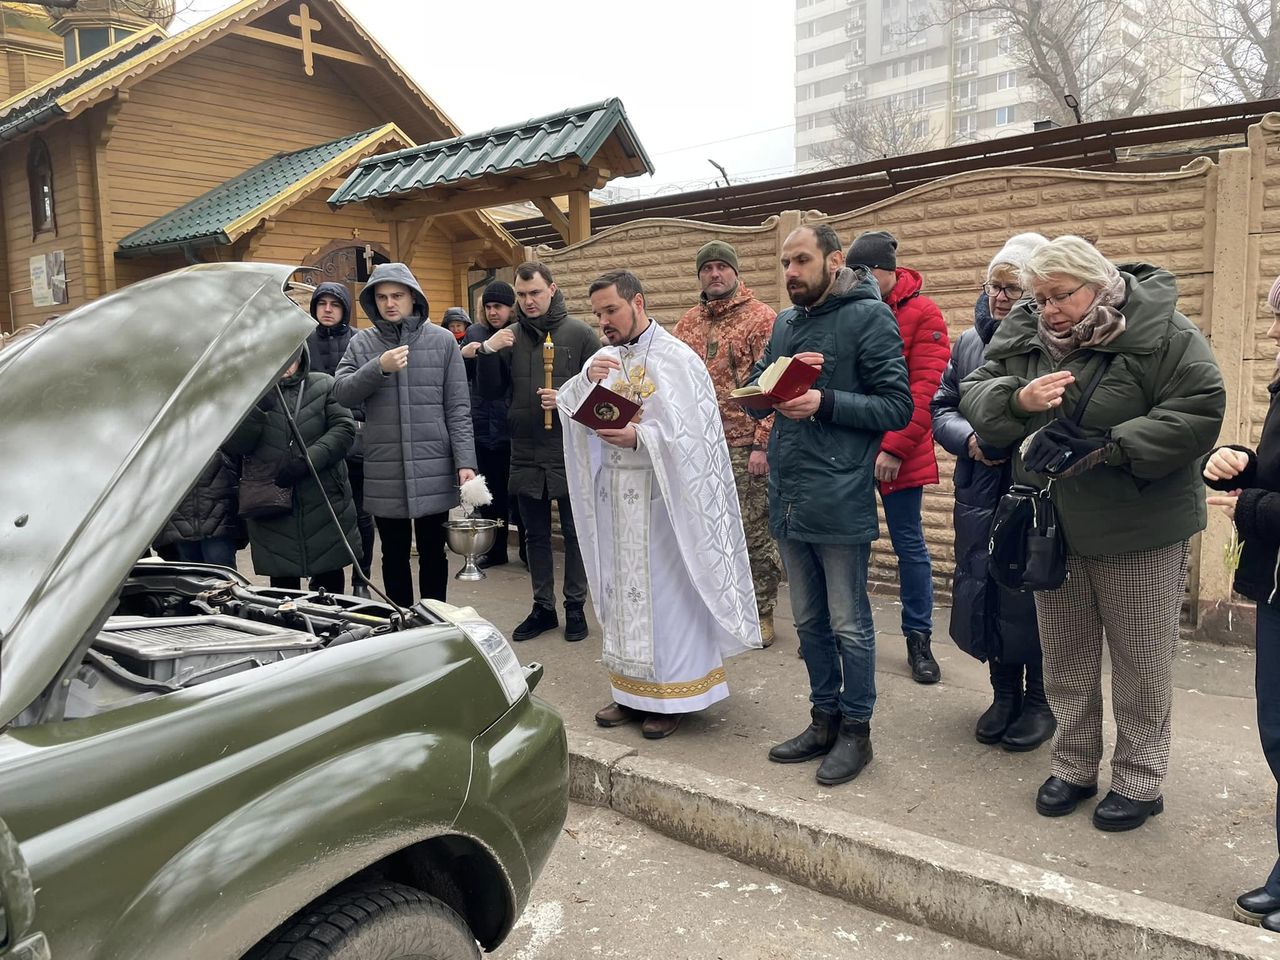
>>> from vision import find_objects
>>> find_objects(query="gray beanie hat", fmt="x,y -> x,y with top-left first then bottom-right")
696,239 -> 740,275
847,230 -> 898,271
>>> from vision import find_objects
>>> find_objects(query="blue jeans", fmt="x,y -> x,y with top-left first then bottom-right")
781,539 -> 877,721
880,486 -> 933,634
1257,602 -> 1280,895
175,536 -> 238,570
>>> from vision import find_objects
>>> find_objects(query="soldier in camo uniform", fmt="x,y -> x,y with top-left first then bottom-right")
674,240 -> 783,646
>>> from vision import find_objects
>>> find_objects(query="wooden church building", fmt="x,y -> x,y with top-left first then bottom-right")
0,0 -> 653,332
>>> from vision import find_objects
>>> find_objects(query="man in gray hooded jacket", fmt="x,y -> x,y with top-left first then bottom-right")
333,262 -> 476,605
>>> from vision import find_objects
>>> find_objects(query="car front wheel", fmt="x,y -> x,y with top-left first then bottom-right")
249,881 -> 480,960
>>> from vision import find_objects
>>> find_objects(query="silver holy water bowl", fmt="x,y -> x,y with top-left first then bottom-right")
443,518 -> 501,581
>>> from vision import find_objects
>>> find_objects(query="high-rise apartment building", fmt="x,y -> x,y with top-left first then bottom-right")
794,0 -> 1202,172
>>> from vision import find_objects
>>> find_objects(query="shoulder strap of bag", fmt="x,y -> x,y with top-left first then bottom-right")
275,380 -> 307,452
1063,353 -> 1115,427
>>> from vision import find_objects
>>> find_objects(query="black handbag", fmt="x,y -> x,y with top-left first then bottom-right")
238,384 -> 306,520
987,354 -> 1113,592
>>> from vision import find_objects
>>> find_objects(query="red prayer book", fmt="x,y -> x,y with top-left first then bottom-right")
730,356 -> 820,410
569,382 -> 642,431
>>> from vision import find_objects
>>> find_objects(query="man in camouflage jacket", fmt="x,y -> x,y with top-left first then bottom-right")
674,240 -> 783,645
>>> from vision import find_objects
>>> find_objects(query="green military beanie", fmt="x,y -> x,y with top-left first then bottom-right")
696,239 -> 740,275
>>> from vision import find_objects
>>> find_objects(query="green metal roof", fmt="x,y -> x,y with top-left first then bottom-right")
0,29 -> 164,143
117,127 -> 391,255
328,97 -> 653,207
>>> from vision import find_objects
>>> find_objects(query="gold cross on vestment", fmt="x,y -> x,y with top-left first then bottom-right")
288,3 -> 322,76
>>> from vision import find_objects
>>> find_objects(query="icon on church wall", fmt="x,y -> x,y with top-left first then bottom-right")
29,250 -> 67,308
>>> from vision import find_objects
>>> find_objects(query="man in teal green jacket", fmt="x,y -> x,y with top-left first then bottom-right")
752,224 -> 912,786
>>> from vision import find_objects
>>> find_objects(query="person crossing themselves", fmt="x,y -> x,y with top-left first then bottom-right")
673,240 -> 782,646
333,262 -> 476,606
557,269 -> 760,739
756,225 -> 912,786
846,230 -> 951,684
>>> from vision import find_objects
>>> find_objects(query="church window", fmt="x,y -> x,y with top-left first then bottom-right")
28,138 -> 55,238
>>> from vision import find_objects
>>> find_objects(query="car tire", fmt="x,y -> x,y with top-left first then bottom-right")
249,881 -> 480,960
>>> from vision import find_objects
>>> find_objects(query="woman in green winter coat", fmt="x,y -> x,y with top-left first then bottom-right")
226,346 -> 360,593
960,235 -> 1225,833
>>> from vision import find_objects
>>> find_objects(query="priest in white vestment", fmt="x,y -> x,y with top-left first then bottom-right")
551,269 -> 761,739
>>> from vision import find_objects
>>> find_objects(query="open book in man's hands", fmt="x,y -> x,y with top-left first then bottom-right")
729,356 -> 821,410
569,382 -> 642,431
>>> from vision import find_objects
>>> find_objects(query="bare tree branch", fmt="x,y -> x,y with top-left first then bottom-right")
811,96 -> 936,166
1166,0 -> 1280,100
922,0 -> 1175,124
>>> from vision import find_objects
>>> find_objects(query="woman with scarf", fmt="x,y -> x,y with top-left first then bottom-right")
1204,276 -> 1280,929
932,234 -> 1052,752
961,235 -> 1225,832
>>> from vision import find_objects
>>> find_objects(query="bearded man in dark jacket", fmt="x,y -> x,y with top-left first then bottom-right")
475,262 -> 599,642
306,282 -> 374,596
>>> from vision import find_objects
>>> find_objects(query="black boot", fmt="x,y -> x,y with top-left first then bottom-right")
1001,659 -> 1056,752
815,717 -> 873,785
767,707 -> 839,763
976,661 -> 1023,744
564,603 -> 588,642
512,603 -> 558,641
905,630 -> 941,684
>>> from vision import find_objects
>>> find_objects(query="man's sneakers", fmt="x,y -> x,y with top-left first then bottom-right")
513,602 -> 589,642
512,603 -> 558,641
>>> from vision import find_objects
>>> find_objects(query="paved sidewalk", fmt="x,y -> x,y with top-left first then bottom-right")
238,544 -> 1274,923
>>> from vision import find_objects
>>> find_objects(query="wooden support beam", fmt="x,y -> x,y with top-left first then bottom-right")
391,217 -> 431,262
567,189 -> 591,245
452,238 -> 495,263
531,197 -> 571,243
232,24 -> 373,67
367,169 -> 610,221
93,90 -> 129,292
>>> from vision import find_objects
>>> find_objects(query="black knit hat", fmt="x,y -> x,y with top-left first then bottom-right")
482,280 -> 515,308
847,230 -> 898,271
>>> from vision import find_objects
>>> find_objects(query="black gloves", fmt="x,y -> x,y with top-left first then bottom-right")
274,457 -> 310,487
1021,420 -> 1118,479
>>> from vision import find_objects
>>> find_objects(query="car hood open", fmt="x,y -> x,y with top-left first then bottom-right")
0,263 -> 314,726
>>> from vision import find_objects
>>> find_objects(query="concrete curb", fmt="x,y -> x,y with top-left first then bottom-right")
568,732 -> 1280,960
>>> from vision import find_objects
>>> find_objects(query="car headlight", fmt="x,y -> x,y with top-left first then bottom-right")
422,601 -> 527,705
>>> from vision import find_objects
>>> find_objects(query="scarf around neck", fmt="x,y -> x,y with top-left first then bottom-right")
1038,272 -> 1127,360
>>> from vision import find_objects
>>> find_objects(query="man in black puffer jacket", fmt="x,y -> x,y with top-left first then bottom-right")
307,282 -> 374,596
154,451 -> 240,569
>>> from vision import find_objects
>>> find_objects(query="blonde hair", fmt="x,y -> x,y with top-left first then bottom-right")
1021,235 -> 1119,290
988,263 -> 1020,286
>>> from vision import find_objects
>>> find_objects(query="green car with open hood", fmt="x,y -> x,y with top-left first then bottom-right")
0,263 -> 567,960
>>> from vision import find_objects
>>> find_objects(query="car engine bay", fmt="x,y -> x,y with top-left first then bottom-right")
64,564 -> 431,719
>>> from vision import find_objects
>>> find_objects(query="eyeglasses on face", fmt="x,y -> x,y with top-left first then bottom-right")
1030,283 -> 1088,312
982,282 -> 1024,300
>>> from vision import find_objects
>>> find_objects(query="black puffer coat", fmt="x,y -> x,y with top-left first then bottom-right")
474,290 -> 599,499
930,294 -> 1040,663
156,452 -> 239,546
306,282 -> 363,460
462,320 -> 510,450
226,350 -> 358,578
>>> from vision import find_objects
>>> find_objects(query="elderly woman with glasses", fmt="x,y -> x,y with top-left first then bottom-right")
932,234 -> 1053,753
960,235 -> 1225,832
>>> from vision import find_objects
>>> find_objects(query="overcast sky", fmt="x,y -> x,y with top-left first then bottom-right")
173,1 -> 797,197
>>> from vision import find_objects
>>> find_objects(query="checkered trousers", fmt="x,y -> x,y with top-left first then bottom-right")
1034,540 -> 1190,801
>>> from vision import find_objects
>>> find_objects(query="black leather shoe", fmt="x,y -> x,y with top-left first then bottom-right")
1092,791 -> 1163,832
1262,909 -> 1280,933
768,707 -> 839,763
477,554 -> 508,569
512,603 -> 558,642
976,662 -> 1023,744
564,604 -> 588,642
815,717 -> 872,786
1235,887 -> 1280,925
905,630 -> 941,684
1035,776 -> 1098,817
